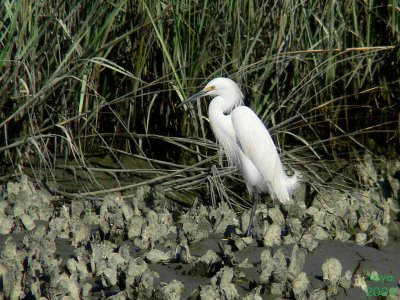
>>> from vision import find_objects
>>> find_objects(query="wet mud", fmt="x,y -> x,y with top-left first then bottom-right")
0,156 -> 399,299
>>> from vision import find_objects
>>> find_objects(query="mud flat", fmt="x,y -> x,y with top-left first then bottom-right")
0,156 -> 399,299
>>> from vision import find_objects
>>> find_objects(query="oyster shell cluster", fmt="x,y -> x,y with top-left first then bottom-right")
0,154 -> 399,299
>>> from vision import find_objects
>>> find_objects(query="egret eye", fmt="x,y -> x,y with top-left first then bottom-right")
206,85 -> 216,91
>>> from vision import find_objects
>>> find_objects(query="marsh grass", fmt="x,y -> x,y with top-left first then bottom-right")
0,0 -> 399,205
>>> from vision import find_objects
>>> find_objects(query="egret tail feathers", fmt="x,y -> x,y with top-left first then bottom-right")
286,172 -> 300,196
270,170 -> 299,204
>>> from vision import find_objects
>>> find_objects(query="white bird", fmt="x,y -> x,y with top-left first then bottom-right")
179,78 -> 298,236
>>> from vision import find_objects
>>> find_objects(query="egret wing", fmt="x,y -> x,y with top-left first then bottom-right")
231,106 -> 291,203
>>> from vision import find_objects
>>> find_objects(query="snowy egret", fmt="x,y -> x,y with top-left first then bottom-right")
179,78 -> 298,236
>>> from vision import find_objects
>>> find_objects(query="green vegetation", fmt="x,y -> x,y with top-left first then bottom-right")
0,0 -> 399,203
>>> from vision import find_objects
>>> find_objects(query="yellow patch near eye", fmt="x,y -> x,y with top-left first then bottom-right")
205,85 -> 215,92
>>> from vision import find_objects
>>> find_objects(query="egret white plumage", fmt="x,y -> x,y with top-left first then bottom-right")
179,78 -> 298,236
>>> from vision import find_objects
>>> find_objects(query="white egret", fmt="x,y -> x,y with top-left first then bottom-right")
179,78 -> 298,236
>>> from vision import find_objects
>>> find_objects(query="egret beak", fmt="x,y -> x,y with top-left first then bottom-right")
177,89 -> 208,108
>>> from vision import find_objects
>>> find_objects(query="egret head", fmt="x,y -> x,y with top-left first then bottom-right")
178,77 -> 244,108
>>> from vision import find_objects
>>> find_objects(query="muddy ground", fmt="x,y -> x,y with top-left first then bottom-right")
0,155 -> 400,299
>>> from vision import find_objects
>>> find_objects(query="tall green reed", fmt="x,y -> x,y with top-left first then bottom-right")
0,0 -> 398,195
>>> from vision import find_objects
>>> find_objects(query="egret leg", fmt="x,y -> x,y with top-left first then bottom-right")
245,192 -> 260,236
